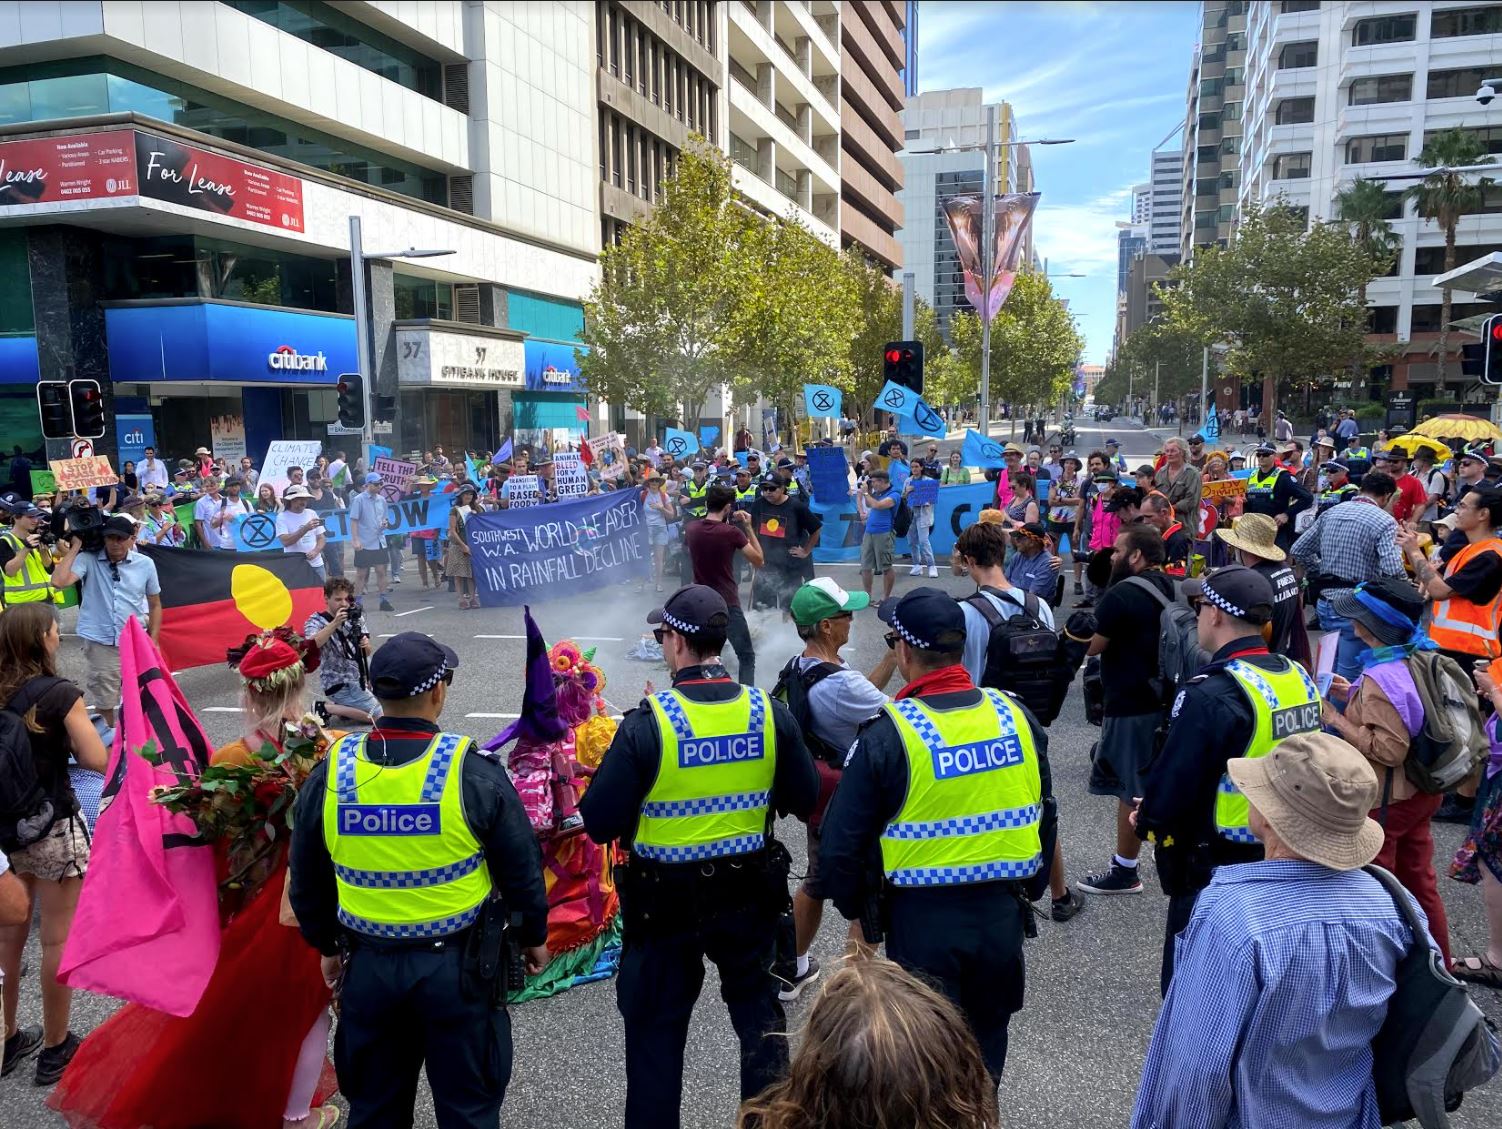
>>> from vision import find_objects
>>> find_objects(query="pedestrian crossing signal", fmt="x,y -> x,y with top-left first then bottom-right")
37,381 -> 71,439
883,340 -> 925,395
68,379 -> 105,439
1483,314 -> 1502,387
337,372 -> 365,429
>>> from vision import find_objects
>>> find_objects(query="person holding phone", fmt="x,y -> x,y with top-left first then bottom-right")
277,486 -> 327,581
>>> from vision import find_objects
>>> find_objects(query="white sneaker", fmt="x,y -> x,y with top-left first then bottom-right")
927,566 -> 940,578
909,566 -> 923,576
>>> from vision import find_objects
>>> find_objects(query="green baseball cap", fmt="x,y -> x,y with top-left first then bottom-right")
790,578 -> 871,626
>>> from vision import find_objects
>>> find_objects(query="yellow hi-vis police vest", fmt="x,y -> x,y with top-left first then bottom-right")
735,486 -> 757,504
880,688 -> 1043,886
684,479 -> 710,516
635,687 -> 777,863
1244,468 -> 1281,508
323,732 -> 492,939
1215,658 -> 1322,844
0,532 -> 57,607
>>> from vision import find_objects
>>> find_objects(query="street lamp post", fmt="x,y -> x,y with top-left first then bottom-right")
348,214 -> 455,447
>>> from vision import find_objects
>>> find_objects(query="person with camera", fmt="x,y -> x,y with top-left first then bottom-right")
50,516 -> 160,734
303,577 -> 380,726
276,486 -> 327,582
580,585 -> 817,1129
0,494 -> 60,608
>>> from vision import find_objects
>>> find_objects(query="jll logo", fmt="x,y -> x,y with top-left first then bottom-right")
268,344 -> 328,372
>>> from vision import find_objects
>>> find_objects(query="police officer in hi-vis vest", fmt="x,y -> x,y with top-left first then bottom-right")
580,584 -> 817,1129
1133,565 -> 1321,996
1240,443 -> 1312,551
289,632 -> 550,1129
819,587 -> 1058,1082
682,460 -> 712,519
0,494 -> 61,608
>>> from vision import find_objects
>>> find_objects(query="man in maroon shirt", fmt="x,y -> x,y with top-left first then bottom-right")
686,484 -> 765,684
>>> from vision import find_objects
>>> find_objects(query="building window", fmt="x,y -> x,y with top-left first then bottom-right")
1278,41 -> 1318,69
1272,151 -> 1312,179
1281,1 -> 1321,12
608,7 -> 619,76
1348,73 -> 1412,105
1345,133 -> 1407,163
610,115 -> 622,187
1368,306 -> 1398,334
1276,96 -> 1315,124
1425,125 -> 1502,155
1223,101 -> 1243,121
1351,13 -> 1416,45
1429,67 -> 1493,99
1432,5 -> 1502,38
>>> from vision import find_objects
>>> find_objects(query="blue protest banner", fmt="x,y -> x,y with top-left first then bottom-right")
699,425 -> 720,448
1203,403 -> 1220,440
907,477 -> 939,507
811,481 -> 994,564
663,428 -> 697,461
735,450 -> 750,467
876,380 -> 917,417
368,444 -> 393,462
232,492 -> 453,551
961,428 -> 1007,468
806,446 -> 850,503
467,490 -> 649,607
896,396 -> 947,439
803,383 -> 842,419
496,438 -> 513,463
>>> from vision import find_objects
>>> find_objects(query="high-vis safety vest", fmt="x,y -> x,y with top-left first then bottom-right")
735,486 -> 757,505
1243,469 -> 1282,511
880,688 -> 1043,887
0,532 -> 58,607
1345,446 -> 1372,463
684,479 -> 710,517
1317,482 -> 1357,513
636,687 -> 778,863
1215,658 -> 1322,844
323,732 -> 492,939
1431,538 -> 1502,659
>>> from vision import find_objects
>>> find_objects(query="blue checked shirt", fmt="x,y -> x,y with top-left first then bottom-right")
1133,860 -> 1426,1129
1290,496 -> 1405,599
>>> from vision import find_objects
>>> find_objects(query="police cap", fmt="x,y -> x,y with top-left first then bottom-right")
369,631 -> 460,699
648,584 -> 729,635
878,586 -> 966,652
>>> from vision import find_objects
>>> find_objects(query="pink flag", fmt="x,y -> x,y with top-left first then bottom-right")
575,404 -> 591,423
58,616 -> 222,1016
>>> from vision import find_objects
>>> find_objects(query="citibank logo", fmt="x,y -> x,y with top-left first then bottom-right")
541,365 -> 571,385
268,344 -> 328,372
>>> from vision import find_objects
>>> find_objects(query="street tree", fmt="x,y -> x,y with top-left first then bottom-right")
1404,128 -> 1496,382
1110,321 -> 1205,411
1160,203 -> 1383,420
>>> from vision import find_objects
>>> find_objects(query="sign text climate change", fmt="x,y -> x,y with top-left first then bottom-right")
467,491 -> 648,607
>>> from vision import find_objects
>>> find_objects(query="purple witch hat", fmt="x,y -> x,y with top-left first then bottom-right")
483,606 -> 569,750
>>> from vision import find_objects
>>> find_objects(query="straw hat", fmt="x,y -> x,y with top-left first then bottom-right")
1214,512 -> 1285,562
1227,732 -> 1384,870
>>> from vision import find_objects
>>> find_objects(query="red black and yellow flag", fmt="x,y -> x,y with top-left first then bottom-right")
139,546 -> 325,671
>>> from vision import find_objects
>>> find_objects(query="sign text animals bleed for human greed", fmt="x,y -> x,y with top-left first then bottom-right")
469,500 -> 644,591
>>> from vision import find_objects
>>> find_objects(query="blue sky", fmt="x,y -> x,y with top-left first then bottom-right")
917,0 -> 1202,364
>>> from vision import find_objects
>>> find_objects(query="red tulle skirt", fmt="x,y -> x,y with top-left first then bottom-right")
48,865 -> 336,1129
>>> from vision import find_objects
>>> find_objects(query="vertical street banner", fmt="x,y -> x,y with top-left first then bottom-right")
553,452 -> 589,498
210,413 -> 246,464
468,490 -> 649,607
260,440 -> 323,495
941,191 -> 1040,319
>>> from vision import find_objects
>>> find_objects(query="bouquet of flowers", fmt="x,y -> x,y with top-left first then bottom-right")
143,714 -> 331,892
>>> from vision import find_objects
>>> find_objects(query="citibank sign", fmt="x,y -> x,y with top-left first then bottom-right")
268,344 -> 328,372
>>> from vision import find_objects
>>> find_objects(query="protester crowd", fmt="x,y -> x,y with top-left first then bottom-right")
2,413 -> 1502,1129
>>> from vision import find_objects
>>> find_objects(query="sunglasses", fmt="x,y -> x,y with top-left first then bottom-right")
653,627 -> 669,644
884,632 -> 901,649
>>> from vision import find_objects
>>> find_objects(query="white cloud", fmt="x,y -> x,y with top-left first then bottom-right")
1035,184 -> 1139,273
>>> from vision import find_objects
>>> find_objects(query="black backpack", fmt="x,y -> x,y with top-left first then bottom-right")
0,675 -> 66,853
964,587 -> 1069,724
771,657 -> 846,764
891,495 -> 913,537
1365,865 -> 1500,1126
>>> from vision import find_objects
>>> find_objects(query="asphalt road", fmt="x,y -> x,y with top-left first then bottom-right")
5,415 -> 1500,1127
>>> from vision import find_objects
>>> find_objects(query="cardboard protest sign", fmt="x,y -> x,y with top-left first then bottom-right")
50,455 -> 118,491
371,456 -> 416,501
260,440 -> 323,496
553,452 -> 589,498
590,432 -> 626,481
507,474 -> 542,509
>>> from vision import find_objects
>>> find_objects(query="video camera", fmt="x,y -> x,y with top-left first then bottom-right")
49,502 -> 106,555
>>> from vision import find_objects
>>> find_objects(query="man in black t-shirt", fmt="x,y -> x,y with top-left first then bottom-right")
1140,494 -> 1191,575
1078,524 -> 1176,898
1214,513 -> 1299,656
748,476 -> 822,615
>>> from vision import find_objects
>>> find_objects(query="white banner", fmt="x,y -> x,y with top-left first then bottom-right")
260,440 -> 323,496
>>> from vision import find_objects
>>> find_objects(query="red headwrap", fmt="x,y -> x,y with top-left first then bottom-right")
235,639 -> 302,681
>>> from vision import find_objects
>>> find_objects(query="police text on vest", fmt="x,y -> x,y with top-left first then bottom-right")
339,803 -> 442,835
931,736 -> 1024,780
678,732 -> 763,768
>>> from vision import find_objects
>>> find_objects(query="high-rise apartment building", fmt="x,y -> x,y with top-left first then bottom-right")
1181,1 -> 1247,258
895,88 -> 1039,337
838,0 -> 907,268
1233,0 -> 1502,396
0,0 -> 599,463
1133,184 -> 1152,222
1149,149 -> 1185,254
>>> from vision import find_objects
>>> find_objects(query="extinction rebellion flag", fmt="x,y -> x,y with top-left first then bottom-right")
139,545 -> 325,670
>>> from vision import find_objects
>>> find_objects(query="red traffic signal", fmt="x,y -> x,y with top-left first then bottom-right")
68,379 -> 105,439
1483,314 -> 1502,386
882,340 -> 925,395
336,372 -> 365,429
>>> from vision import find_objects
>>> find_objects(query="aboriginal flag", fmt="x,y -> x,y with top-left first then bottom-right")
138,545 -> 326,670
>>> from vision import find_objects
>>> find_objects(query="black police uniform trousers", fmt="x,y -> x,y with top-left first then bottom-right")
885,885 -> 1026,1082
616,903 -> 788,1129
335,935 -> 512,1129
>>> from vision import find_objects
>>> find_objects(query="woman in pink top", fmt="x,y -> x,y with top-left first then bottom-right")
995,445 -> 1023,507
1088,473 -> 1122,553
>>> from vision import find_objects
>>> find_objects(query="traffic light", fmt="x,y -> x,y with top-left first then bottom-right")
373,392 -> 397,420
336,373 -> 365,429
68,379 -> 105,438
1483,314 -> 1502,386
36,381 -> 72,439
882,340 -> 925,395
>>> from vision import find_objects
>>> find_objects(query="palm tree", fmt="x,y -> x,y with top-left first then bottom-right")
1405,129 -> 1496,381
1336,176 -> 1401,308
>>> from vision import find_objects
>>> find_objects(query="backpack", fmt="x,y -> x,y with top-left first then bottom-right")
1404,651 -> 1489,794
771,657 -> 845,765
0,675 -> 66,853
1364,864 -> 1501,1126
891,496 -> 913,537
1122,575 -> 1208,699
964,587 -> 1071,724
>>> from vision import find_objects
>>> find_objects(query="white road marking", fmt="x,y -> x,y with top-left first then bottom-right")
467,712 -> 520,718
391,606 -> 433,617
474,634 -> 526,639
202,706 -> 244,713
571,636 -> 624,642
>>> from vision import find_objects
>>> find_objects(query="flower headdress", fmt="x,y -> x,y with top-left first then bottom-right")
226,626 -> 319,693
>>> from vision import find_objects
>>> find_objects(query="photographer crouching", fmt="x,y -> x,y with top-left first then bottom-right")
304,577 -> 381,726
